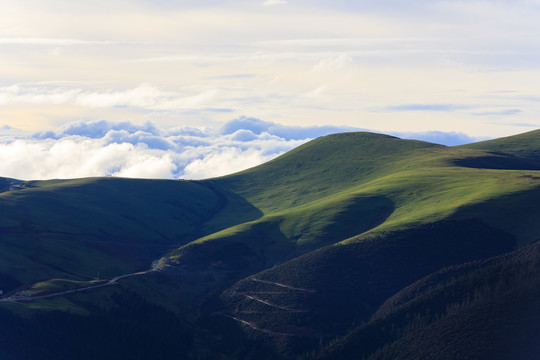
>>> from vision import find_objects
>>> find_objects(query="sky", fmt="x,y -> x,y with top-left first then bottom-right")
1,0 -> 540,179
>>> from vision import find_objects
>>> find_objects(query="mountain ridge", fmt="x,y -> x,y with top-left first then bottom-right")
1,129 -> 540,359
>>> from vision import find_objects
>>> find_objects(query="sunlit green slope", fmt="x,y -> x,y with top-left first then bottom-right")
162,131 -> 540,272
214,132 -> 444,214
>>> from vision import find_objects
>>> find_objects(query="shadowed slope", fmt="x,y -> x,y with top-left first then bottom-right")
165,194 -> 395,271
0,177 -> 259,285
200,219 -> 515,359
318,241 -> 540,360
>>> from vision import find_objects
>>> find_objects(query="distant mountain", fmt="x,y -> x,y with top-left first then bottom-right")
459,128 -> 540,161
1,129 -> 539,359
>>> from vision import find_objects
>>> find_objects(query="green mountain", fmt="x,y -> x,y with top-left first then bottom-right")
1,129 -> 539,359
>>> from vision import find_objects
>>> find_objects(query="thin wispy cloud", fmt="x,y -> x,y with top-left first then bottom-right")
262,0 -> 287,6
0,38 -> 116,46
472,109 -> 523,116
0,83 -> 218,111
494,122 -> 538,128
1,0 -> 540,142
201,74 -> 261,80
381,104 -> 471,112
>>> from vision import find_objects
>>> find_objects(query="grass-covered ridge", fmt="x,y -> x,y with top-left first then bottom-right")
161,131 -> 540,271
215,132 -> 444,214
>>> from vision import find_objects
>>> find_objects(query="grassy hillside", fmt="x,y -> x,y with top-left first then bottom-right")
215,132 -> 444,214
164,193 -> 394,271
161,133 -> 540,276
0,177 -> 236,286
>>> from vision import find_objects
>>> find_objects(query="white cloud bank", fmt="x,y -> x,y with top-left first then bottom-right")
0,117 -> 333,180
0,117 -> 479,181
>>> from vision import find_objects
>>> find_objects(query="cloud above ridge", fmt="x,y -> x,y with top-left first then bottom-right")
0,116 -> 481,181
0,117 -> 320,180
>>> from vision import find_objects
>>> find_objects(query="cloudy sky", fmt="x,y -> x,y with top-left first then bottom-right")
1,0 -> 540,179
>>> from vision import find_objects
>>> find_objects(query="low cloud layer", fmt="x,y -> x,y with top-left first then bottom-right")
0,117 -> 480,180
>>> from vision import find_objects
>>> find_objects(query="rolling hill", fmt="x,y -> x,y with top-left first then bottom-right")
1,129 -> 540,359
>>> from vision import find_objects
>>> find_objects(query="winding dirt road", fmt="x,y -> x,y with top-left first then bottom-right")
0,268 -> 157,303
251,278 -> 316,293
